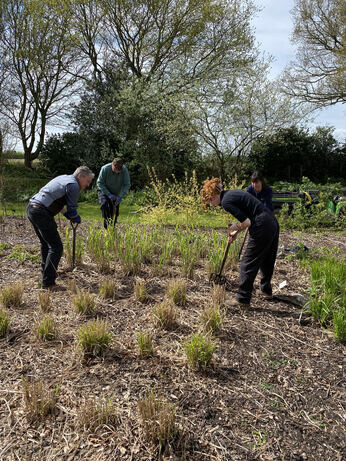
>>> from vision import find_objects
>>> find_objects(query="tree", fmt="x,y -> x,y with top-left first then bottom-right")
282,0 -> 346,106
0,0 -> 86,168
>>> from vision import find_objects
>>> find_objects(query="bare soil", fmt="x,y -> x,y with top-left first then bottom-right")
0,217 -> 345,461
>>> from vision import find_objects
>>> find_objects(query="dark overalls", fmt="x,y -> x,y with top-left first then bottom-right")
220,190 -> 279,304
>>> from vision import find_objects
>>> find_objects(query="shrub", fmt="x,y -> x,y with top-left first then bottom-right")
183,333 -> 216,370
167,279 -> 187,306
99,278 -> 117,300
152,300 -> 177,330
0,283 -> 23,308
138,391 -> 177,452
137,331 -> 154,357
0,310 -> 11,337
22,378 -> 59,423
134,280 -> 148,303
38,291 -> 51,312
73,290 -> 95,316
77,395 -> 119,432
77,319 -> 111,356
35,316 -> 58,341
200,305 -> 223,333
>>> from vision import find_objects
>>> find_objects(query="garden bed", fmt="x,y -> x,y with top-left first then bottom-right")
0,217 -> 345,460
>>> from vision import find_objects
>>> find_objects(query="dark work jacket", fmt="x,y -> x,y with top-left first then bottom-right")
246,185 -> 274,211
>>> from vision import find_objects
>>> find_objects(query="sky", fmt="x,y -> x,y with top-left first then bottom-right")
252,0 -> 345,141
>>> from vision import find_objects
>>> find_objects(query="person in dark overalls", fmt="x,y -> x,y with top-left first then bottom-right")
246,171 -> 274,211
27,166 -> 94,290
97,157 -> 131,229
202,178 -> 279,306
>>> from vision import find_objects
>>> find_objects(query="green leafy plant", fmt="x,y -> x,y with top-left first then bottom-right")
0,310 -> 11,337
183,332 -> 216,370
137,331 -> 154,357
73,290 -> 96,316
138,390 -> 177,452
0,282 -> 23,308
22,378 -> 59,423
35,315 -> 58,341
77,319 -> 111,356
166,279 -> 187,306
152,299 -> 177,330
7,244 -> 40,263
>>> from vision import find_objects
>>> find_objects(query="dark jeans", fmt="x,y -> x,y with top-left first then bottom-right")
26,204 -> 63,287
97,190 -> 120,229
237,209 -> 279,304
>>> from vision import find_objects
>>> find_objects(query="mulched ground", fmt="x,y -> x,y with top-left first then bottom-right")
0,217 -> 345,461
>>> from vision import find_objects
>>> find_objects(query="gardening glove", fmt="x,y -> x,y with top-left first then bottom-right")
107,193 -> 116,201
64,210 -> 80,221
71,214 -> 81,224
115,195 -> 122,206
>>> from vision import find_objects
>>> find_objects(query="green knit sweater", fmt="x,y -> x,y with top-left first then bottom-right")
96,164 -> 131,197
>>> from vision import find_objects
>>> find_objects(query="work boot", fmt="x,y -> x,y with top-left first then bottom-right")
42,283 -> 65,292
261,290 -> 273,300
229,298 -> 250,308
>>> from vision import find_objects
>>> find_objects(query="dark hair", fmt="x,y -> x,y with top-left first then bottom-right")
112,157 -> 123,169
251,171 -> 266,188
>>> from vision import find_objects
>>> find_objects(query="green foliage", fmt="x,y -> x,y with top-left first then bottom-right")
183,332 -> 216,370
200,305 -> 223,333
40,133 -> 83,176
152,299 -> 177,330
0,310 -> 11,337
134,280 -> 148,303
99,278 -> 117,300
35,315 -> 58,341
166,279 -> 187,306
6,244 -> 40,263
77,319 -> 111,356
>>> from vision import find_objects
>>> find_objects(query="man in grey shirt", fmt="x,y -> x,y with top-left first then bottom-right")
27,166 -> 94,290
97,157 -> 131,229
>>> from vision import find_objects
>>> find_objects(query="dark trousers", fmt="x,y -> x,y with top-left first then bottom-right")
26,204 -> 63,287
97,190 -> 120,229
237,209 -> 279,304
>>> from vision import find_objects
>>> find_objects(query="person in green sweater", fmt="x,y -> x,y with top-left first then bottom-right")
96,157 -> 131,229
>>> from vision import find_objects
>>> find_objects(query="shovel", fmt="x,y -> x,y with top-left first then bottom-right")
71,221 -> 79,269
209,229 -> 238,285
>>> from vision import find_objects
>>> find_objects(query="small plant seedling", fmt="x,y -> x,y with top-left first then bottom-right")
183,333 -> 216,370
137,331 -> 153,357
200,305 -> 223,333
77,319 -> 111,356
152,299 -> 177,330
0,310 -> 11,337
22,378 -> 59,423
167,279 -> 187,306
99,278 -> 117,300
77,395 -> 119,432
73,290 -> 95,316
0,282 -> 23,308
38,291 -> 51,312
35,316 -> 58,341
138,391 -> 177,452
134,279 -> 148,303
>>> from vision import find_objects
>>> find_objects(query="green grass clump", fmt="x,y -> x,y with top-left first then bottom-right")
77,319 -> 111,356
152,299 -> 177,330
183,333 -> 216,370
99,278 -> 117,300
7,244 -> 40,264
138,391 -> 177,452
73,290 -> 96,316
137,331 -> 154,357
77,395 -> 119,432
210,284 -> 226,308
0,282 -> 23,308
134,280 -> 148,303
35,316 -> 58,341
333,308 -> 346,343
0,310 -> 11,337
22,378 -> 59,423
200,305 -> 223,333
167,279 -> 187,306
